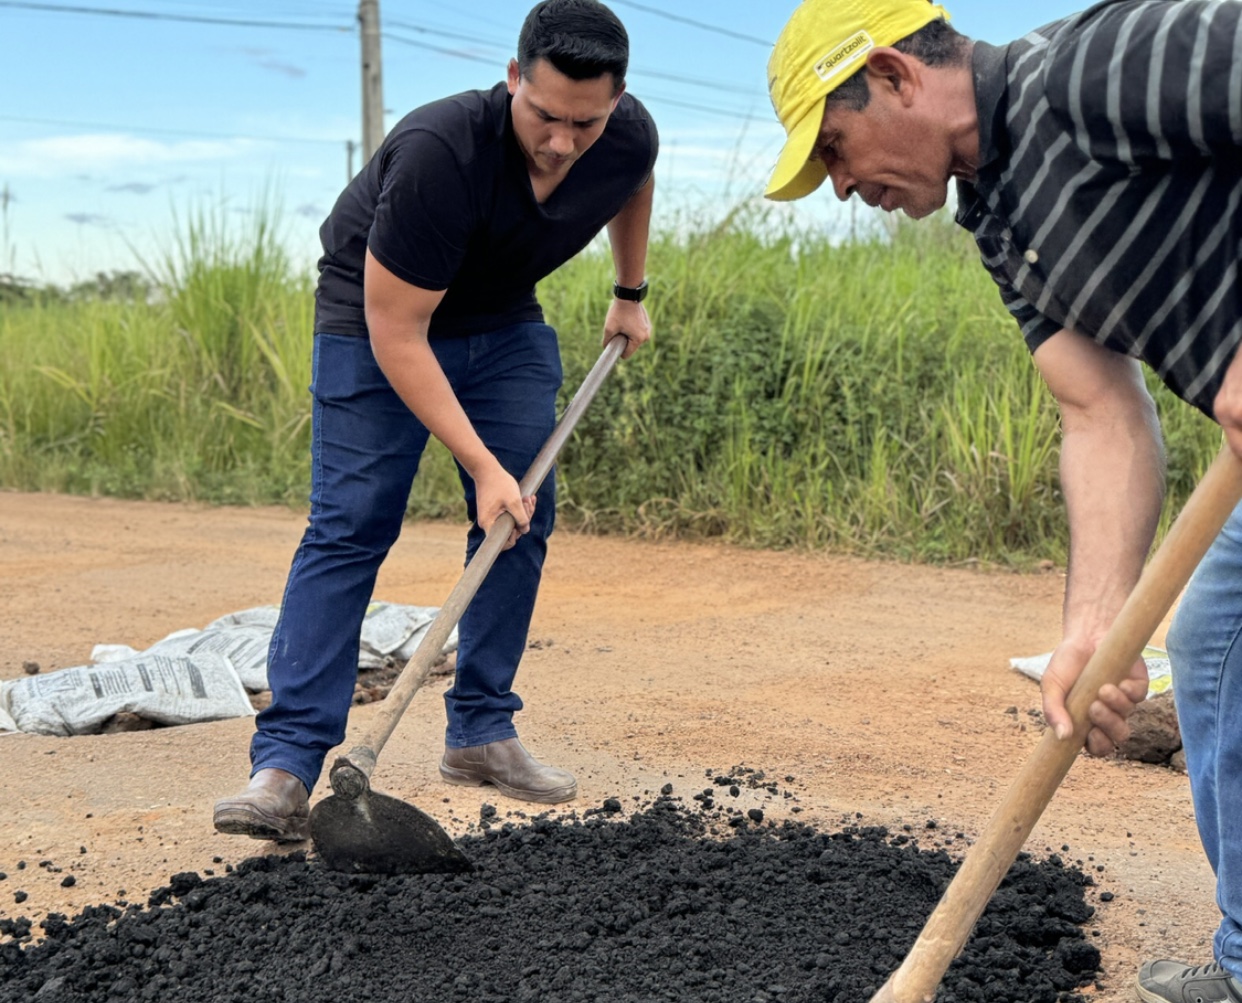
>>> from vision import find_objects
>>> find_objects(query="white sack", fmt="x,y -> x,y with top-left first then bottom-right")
0,653 -> 253,736
1009,645 -> 1173,696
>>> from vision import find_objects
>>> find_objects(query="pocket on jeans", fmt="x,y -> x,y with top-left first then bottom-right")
531,323 -> 564,391
311,332 -> 391,402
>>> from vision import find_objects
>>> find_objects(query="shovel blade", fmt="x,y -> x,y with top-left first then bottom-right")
310,789 -> 472,875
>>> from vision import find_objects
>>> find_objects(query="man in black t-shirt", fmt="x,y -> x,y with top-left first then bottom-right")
214,0 -> 657,842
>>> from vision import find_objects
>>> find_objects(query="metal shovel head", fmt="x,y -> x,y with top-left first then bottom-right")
310,788 -> 472,875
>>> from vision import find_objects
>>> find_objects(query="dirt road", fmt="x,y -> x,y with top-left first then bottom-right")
0,491 -> 1215,1001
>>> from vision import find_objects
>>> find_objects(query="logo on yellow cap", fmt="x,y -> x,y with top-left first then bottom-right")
813,30 -> 874,83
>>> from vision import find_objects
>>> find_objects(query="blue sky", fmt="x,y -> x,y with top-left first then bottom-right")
0,1 -> 1085,285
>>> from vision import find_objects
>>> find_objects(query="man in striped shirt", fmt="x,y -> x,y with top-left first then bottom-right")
764,1 -> 1242,1001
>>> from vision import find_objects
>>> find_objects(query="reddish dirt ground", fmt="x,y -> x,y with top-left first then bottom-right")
0,490 -> 1216,1001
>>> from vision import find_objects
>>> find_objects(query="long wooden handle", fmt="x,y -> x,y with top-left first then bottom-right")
329,334 -> 628,798
870,444 -> 1242,1003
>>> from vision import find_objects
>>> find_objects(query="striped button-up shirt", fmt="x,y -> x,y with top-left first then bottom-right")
954,0 -> 1242,417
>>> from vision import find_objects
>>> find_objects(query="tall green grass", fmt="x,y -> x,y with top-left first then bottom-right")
543,209 -> 1221,563
0,204 -> 315,502
0,203 -> 1222,565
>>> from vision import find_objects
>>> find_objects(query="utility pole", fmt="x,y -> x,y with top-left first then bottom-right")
358,0 -> 385,162
346,140 -> 357,182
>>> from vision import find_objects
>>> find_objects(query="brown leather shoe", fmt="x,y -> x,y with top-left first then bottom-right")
213,768 -> 310,842
440,738 -> 577,804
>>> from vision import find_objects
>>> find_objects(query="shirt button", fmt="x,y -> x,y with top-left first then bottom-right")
1024,248 -> 1039,264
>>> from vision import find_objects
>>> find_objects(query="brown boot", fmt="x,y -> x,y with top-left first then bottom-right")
213,768 -> 310,842
440,738 -> 577,804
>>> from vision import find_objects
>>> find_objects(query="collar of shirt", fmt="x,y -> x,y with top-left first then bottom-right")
970,39 -> 1009,174
955,39 -> 1012,231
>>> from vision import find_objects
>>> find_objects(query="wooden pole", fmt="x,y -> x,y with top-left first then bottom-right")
358,0 -> 384,161
869,446 -> 1242,1003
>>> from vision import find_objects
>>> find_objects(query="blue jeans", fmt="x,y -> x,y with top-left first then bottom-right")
1166,499 -> 1242,979
250,326 -> 563,792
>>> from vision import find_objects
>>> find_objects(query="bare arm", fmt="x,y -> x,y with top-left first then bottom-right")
364,249 -> 532,545
1212,345 -> 1242,460
603,175 -> 654,360
1033,329 -> 1165,754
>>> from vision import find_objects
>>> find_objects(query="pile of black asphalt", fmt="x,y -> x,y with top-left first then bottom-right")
0,771 -> 1103,1003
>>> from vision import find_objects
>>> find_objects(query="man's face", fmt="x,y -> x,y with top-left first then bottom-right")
508,58 -> 622,178
811,76 -> 952,219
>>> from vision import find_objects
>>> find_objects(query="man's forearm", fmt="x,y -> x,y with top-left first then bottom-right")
1059,396 -> 1165,642
606,176 -> 654,287
363,249 -> 498,479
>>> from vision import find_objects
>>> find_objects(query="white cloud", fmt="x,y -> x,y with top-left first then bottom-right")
63,212 -> 112,228
106,182 -> 159,195
0,134 -> 261,177
258,59 -> 307,79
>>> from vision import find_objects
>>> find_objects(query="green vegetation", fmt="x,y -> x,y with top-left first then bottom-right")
0,205 -> 314,504
0,205 -> 1221,566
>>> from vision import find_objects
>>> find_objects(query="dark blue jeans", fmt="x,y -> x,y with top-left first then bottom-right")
250,326 -> 562,793
1166,499 -> 1242,979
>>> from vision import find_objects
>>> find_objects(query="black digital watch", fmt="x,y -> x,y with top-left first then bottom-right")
612,279 -> 649,303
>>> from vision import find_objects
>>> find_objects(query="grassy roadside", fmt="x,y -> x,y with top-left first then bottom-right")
0,206 -> 1221,566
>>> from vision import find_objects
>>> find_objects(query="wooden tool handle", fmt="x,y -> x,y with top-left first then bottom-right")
870,445 -> 1242,1003
329,335 -> 628,799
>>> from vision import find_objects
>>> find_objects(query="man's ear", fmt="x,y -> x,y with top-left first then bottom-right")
507,58 -> 521,96
865,48 -> 918,104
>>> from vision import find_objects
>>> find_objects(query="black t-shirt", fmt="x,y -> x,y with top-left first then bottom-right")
314,82 -> 658,338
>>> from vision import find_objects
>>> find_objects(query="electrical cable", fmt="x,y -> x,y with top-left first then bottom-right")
0,0 -> 349,32
3,5 -> 769,128
638,93 -> 763,120
3,1 -> 768,101
384,17 -> 510,50
384,28 -> 761,99
606,0 -> 773,47
0,113 -> 342,145
632,68 -> 761,97
381,31 -> 497,67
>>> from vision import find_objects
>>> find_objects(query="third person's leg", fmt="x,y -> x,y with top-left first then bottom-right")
1140,501 -> 1242,1003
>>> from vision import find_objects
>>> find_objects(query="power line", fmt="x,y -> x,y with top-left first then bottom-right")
413,0 -> 776,48
0,113 -> 342,146
146,0 -> 345,12
382,31 -> 498,67
384,17 -> 510,50
8,1 -> 769,103
632,68 -> 762,98
376,36 -> 759,119
606,0 -> 773,47
418,0 -> 511,31
383,25 -> 763,99
2,5 -> 767,124
634,92 -> 763,121
0,1 -> 350,32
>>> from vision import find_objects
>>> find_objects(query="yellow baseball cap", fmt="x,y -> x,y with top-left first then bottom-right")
765,0 -> 951,201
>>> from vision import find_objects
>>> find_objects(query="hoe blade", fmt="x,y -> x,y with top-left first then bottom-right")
310,789 -> 472,875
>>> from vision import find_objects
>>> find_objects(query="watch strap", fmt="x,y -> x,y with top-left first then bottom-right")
613,279 -> 648,303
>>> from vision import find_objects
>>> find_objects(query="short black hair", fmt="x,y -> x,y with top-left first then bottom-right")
827,19 -> 969,111
518,0 -> 628,93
